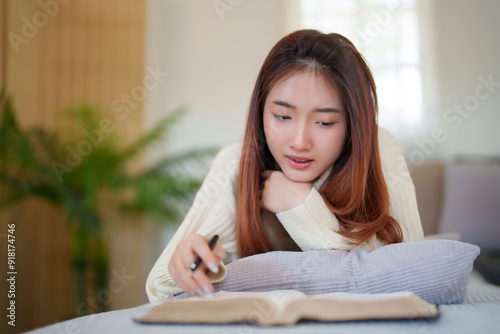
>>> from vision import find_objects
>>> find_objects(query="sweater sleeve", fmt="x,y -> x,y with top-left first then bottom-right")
145,143 -> 241,304
276,127 -> 424,251
276,187 -> 356,250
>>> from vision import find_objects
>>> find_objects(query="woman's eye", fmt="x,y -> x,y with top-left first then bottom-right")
317,121 -> 335,127
274,114 -> 291,121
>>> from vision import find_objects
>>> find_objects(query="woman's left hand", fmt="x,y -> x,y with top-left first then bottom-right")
260,170 -> 312,213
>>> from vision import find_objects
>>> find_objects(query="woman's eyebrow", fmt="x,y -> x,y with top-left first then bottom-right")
272,100 -> 295,109
316,107 -> 341,113
272,100 -> 340,113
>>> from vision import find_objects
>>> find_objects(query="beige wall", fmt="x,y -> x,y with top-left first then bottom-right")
432,0 -> 500,158
405,0 -> 500,161
146,0 -> 295,154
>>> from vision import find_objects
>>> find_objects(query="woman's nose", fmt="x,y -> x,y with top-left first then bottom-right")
290,122 -> 312,151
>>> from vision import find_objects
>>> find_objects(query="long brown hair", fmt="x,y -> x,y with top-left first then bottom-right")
236,30 -> 402,258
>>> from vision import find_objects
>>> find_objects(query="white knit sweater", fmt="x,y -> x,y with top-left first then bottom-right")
146,127 -> 424,304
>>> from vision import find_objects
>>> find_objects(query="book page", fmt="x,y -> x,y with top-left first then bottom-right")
136,289 -> 307,326
285,291 -> 438,323
216,290 -> 307,326
215,290 -> 306,315
313,291 -> 415,300
215,289 -> 305,302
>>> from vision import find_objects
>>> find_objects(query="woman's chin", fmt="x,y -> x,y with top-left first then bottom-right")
282,170 -> 316,183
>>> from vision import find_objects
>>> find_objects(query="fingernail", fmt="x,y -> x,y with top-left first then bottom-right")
216,252 -> 225,260
208,262 -> 219,273
197,288 -> 205,297
203,285 -> 214,297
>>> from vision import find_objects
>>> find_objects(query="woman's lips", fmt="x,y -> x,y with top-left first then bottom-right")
287,156 -> 313,169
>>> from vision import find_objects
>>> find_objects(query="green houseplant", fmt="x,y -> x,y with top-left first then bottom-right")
0,89 -> 216,316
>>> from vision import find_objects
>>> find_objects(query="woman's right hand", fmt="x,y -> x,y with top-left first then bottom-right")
168,234 -> 226,297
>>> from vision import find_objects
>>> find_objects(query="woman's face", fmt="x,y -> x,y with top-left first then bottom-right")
263,70 -> 347,183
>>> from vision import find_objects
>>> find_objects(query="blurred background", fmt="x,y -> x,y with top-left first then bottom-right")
1,0 -> 499,333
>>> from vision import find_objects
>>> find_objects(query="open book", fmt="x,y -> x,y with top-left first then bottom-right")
136,290 -> 439,326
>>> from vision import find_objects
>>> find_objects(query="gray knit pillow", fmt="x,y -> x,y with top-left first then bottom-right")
212,240 -> 480,305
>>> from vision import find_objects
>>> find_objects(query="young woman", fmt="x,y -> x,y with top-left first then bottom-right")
146,30 -> 424,304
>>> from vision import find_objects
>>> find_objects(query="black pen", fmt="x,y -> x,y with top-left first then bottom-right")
189,234 -> 219,272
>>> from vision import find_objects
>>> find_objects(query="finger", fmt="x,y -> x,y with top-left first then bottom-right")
191,238 -> 221,274
191,264 -> 214,297
176,235 -> 224,297
192,244 -> 225,297
170,254 -> 198,296
177,241 -> 197,269
177,249 -> 212,296
178,235 -> 210,272
212,244 -> 226,262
